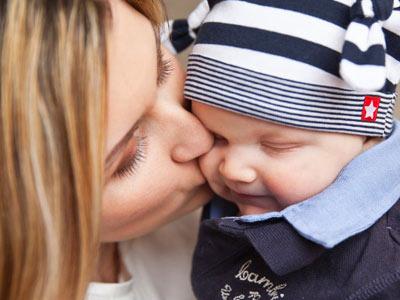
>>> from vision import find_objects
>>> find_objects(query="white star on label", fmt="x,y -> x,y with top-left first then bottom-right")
364,101 -> 377,119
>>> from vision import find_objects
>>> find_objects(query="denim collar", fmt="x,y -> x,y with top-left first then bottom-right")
212,121 -> 400,249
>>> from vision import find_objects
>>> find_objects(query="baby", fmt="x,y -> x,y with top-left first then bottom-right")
167,0 -> 400,299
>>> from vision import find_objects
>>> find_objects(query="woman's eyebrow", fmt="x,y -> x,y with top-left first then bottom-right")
105,121 -> 140,171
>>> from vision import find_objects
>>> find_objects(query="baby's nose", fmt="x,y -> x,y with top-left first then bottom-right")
218,158 -> 257,184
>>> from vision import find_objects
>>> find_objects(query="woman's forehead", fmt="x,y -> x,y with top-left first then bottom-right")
106,0 -> 158,156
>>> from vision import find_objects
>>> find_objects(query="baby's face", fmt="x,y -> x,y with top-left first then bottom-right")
193,102 -> 369,215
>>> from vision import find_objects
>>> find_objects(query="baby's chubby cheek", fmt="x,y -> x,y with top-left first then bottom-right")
261,167 -> 337,207
198,151 -> 222,190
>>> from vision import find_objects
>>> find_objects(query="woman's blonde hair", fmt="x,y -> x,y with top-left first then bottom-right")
0,0 -> 163,299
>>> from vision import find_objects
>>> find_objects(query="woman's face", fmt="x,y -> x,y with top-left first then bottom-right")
102,0 -> 213,242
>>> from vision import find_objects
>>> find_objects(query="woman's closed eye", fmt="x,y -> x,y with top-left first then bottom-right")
113,128 -> 148,179
112,51 -> 173,180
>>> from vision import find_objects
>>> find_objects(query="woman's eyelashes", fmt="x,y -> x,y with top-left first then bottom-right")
157,55 -> 174,86
113,132 -> 148,179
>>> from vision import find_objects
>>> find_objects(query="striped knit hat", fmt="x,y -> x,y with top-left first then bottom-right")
164,0 -> 400,137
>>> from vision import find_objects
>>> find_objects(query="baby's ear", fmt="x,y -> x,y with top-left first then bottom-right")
363,137 -> 383,151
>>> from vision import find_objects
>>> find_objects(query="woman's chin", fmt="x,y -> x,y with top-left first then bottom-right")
180,183 -> 213,213
100,184 -> 213,242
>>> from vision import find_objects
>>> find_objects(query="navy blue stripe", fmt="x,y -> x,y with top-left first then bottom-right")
372,0 -> 393,21
195,23 -> 341,77
186,94 -> 384,134
207,0 -> 350,29
171,19 -> 194,53
384,28 -> 400,61
382,79 -> 397,94
185,84 -> 386,124
352,18 -> 376,27
189,54 -> 396,97
185,78 -> 390,115
342,42 -> 385,66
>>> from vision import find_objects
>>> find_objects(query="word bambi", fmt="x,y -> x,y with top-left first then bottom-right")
235,260 -> 287,300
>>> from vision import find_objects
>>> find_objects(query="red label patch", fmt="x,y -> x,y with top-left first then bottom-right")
361,96 -> 380,122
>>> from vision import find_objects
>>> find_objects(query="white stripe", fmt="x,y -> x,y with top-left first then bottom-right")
383,10 -> 400,35
340,59 -> 387,91
188,0 -> 209,30
345,22 -> 386,51
191,44 -> 353,89
206,0 -> 345,52
386,54 -> 400,84
188,57 -> 395,99
361,0 -> 375,18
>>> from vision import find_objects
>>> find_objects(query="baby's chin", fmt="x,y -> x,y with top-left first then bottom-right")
236,203 -> 274,216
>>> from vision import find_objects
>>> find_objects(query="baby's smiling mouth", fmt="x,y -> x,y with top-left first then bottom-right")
227,189 -> 283,215
226,186 -> 274,204
232,190 -> 270,201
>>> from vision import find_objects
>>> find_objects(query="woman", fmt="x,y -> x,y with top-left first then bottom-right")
89,1 -> 213,299
0,0 -> 212,299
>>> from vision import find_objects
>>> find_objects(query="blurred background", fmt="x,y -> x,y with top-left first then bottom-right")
164,0 -> 400,118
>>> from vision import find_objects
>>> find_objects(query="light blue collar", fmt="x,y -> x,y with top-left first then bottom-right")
228,121 -> 400,248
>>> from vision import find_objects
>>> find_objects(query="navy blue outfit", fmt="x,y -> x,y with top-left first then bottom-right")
191,121 -> 400,300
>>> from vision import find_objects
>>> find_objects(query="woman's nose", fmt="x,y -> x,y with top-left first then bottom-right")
171,110 -> 213,163
218,155 -> 257,184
